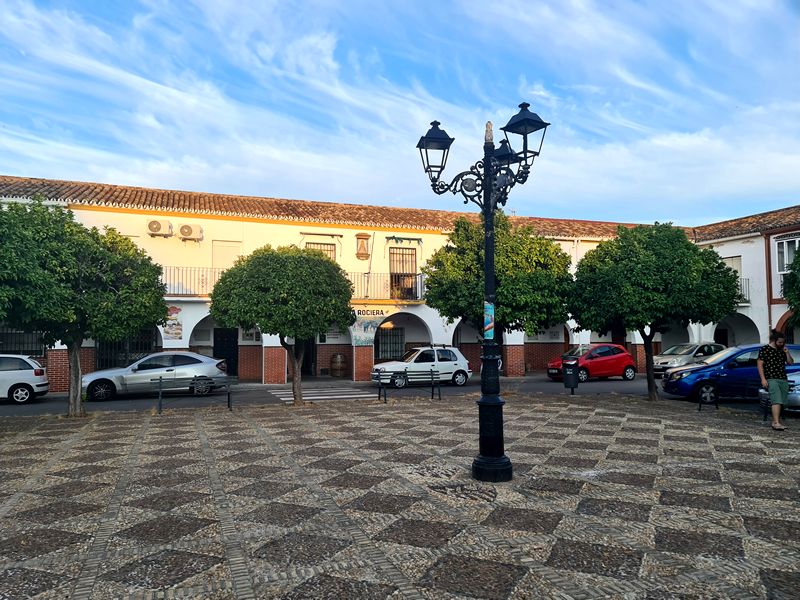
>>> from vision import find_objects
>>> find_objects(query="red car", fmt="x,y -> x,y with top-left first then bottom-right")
547,344 -> 636,382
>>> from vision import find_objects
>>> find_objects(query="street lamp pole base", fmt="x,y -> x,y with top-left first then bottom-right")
472,453 -> 513,482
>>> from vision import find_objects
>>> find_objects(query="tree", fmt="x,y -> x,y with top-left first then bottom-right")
569,223 -> 739,401
210,245 -> 355,404
422,211 -> 572,338
0,199 -> 168,417
781,258 -> 800,329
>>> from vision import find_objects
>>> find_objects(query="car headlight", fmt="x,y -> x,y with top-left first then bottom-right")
675,372 -> 691,379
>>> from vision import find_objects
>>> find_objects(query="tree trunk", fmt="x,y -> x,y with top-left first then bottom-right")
279,336 -> 305,405
67,341 -> 86,418
639,328 -> 659,402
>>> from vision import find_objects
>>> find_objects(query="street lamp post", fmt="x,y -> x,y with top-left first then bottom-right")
416,103 -> 549,482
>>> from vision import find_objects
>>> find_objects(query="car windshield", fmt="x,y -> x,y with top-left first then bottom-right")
401,350 -> 419,362
564,344 -> 594,357
698,347 -> 741,365
661,344 -> 697,356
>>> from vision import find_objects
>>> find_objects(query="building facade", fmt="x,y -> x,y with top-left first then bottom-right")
1,175 -> 797,391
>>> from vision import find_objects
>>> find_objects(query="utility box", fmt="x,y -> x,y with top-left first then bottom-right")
562,356 -> 580,393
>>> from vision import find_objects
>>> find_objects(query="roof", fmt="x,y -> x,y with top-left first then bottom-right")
0,175 -> 635,239
692,205 -> 800,242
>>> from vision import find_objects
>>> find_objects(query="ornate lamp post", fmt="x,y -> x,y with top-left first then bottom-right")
416,103 -> 549,482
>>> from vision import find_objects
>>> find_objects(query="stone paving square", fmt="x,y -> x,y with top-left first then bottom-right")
0,393 -> 799,598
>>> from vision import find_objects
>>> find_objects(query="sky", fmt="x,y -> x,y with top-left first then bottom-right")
0,0 -> 799,227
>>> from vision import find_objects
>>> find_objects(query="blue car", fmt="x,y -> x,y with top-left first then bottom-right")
662,344 -> 800,404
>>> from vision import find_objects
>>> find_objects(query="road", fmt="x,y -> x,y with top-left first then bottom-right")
0,372 -> 768,417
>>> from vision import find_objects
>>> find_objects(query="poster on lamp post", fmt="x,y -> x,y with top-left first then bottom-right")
483,302 -> 495,340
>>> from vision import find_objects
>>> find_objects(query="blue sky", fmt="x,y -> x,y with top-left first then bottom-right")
0,0 -> 798,226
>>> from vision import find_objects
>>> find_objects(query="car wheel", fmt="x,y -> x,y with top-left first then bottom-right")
578,368 -> 589,383
391,375 -> 408,389
452,371 -> 468,386
622,366 -> 636,381
9,384 -> 33,404
87,380 -> 115,401
695,382 -> 718,404
191,377 -> 212,396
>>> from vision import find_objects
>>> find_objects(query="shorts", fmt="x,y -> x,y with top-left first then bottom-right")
768,379 -> 790,405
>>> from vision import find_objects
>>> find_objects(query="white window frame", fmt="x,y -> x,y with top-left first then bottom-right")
776,236 -> 800,295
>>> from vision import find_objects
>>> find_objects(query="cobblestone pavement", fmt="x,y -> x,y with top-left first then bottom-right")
0,392 -> 798,599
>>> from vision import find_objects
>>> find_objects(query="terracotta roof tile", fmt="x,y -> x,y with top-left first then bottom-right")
692,205 -> 800,241
0,174 -> 638,239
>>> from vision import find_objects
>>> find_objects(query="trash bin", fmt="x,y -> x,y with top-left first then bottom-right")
330,353 -> 347,378
562,356 -> 579,393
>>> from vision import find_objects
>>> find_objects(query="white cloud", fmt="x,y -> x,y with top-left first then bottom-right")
0,0 -> 797,228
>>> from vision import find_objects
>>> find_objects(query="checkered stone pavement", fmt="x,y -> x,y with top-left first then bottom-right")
0,393 -> 798,599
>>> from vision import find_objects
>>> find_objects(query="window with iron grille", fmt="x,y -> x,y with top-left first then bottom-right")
305,242 -> 337,261
389,248 -> 417,300
376,327 -> 405,360
0,326 -> 46,357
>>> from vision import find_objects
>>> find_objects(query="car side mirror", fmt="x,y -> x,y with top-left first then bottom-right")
726,362 -> 738,369
130,366 -> 138,372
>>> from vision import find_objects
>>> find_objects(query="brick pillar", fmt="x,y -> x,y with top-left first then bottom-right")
502,344 -> 525,377
353,346 -> 374,381
44,347 -> 96,393
238,346 -> 263,382
263,346 -> 287,384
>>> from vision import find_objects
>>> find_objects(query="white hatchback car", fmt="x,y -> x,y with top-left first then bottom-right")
371,346 -> 472,388
0,354 -> 49,403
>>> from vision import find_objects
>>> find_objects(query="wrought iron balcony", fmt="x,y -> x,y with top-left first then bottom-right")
348,272 -> 426,301
161,266 -> 426,301
737,277 -> 750,305
162,266 -> 225,296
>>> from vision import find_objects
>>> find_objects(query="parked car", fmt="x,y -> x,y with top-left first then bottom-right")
662,344 -> 800,404
0,354 -> 49,404
547,343 -> 636,383
758,372 -> 800,411
371,346 -> 472,388
81,351 -> 228,401
653,342 -> 726,377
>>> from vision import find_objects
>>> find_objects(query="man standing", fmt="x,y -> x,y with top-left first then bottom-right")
758,329 -> 794,431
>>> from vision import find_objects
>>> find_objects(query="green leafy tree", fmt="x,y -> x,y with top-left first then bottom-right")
422,211 -> 572,339
782,258 -> 800,328
210,245 -> 355,404
569,223 -> 739,401
0,198 -> 168,417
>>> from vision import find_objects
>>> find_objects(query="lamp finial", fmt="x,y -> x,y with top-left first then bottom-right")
485,121 -> 493,143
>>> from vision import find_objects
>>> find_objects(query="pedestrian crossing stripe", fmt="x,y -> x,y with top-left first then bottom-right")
271,387 -> 375,402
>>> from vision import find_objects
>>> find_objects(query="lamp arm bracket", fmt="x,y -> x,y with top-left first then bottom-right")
430,159 -> 487,209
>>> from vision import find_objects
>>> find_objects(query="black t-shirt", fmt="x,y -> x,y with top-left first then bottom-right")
758,345 -> 788,380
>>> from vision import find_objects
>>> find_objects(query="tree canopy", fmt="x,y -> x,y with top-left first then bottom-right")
569,223 -> 739,400
421,211 -> 572,338
0,198 -> 168,416
210,245 -> 355,404
781,257 -> 800,328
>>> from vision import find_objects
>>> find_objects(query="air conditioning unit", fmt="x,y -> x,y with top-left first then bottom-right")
178,223 -> 203,241
147,219 -> 172,237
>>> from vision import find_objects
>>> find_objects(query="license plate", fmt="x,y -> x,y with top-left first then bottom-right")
547,368 -> 559,374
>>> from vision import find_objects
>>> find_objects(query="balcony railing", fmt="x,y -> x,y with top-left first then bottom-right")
348,272 -> 426,301
738,277 -> 750,305
162,266 -> 225,296
162,266 -> 426,301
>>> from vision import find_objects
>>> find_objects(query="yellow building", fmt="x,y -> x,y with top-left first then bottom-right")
1,175 -> 632,389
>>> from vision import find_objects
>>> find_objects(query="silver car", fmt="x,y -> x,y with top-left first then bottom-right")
759,373 -> 800,412
82,351 -> 227,401
653,343 -> 725,377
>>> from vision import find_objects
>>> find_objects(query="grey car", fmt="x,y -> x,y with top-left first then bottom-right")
82,351 -> 228,401
653,343 -> 725,377
759,372 -> 800,412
